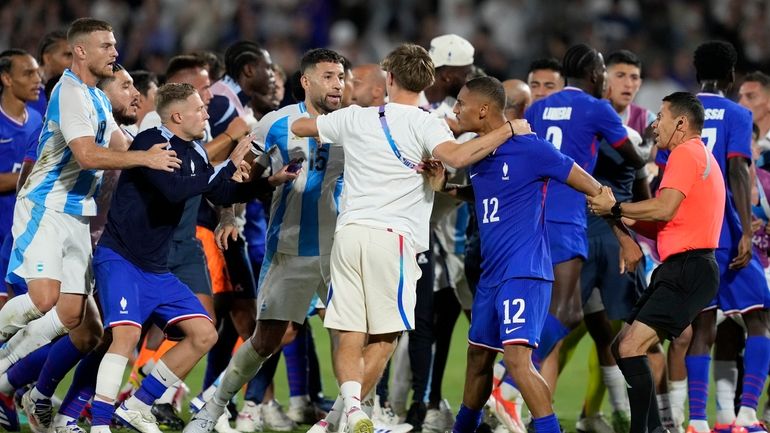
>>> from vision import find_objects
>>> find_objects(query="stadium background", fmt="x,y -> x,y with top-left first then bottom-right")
2,0 -> 770,431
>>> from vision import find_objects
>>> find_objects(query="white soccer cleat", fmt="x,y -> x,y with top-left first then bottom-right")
287,402 -> 321,425
215,413 -> 241,433
486,389 -> 526,433
235,401 -> 263,432
21,389 -> 54,433
307,420 -> 331,433
345,408 -> 374,433
576,413 -> 615,433
261,400 -> 296,432
114,403 -> 162,433
185,404 -> 223,433
55,423 -> 87,433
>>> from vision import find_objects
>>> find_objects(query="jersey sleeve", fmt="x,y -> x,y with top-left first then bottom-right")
530,135 -> 574,183
420,115 -> 454,154
59,84 -> 95,143
659,146 -> 698,197
207,95 -> 238,138
593,100 -> 628,148
727,107 -> 753,161
316,108 -> 349,144
656,149 -> 670,169
23,118 -> 43,162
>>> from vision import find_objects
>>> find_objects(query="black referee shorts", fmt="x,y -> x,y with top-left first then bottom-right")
627,248 -> 718,340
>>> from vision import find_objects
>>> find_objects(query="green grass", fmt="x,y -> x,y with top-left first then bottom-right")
40,316 -> 767,433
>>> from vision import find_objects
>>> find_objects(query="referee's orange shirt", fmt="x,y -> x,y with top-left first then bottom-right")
656,137 -> 726,261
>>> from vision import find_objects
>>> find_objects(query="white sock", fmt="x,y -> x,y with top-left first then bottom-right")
0,294 -> 43,342
30,386 -> 47,402
362,389 -> 375,418
90,426 -> 111,433
669,379 -> 687,426
53,414 -> 77,428
688,420 -> 710,432
714,360 -> 738,425
149,360 -> 180,388
94,353 -> 129,403
324,395 -> 344,431
157,381 -> 180,405
500,381 -> 519,401
340,381 -> 362,414
290,395 -> 310,409
657,393 -> 675,429
0,373 -> 13,395
601,365 -> 630,412
736,406 -> 760,426
0,308 -> 68,371
212,341 -> 267,408
140,359 -> 156,378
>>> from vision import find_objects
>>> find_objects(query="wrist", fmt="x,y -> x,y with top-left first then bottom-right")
506,120 -> 515,138
223,132 -> 237,145
611,201 -> 622,219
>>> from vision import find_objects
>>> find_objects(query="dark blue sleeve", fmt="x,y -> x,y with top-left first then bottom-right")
204,174 -> 274,206
726,107 -> 753,161
207,95 -> 238,138
592,100 -> 628,148
528,135 -> 574,183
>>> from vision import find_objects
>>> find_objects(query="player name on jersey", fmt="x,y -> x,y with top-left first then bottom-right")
704,108 -> 725,120
542,107 -> 573,121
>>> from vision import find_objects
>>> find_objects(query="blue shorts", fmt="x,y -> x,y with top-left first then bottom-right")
468,277 -> 552,351
709,248 -> 770,314
94,246 -> 211,340
0,234 -> 26,297
547,221 -> 588,264
580,225 -> 646,320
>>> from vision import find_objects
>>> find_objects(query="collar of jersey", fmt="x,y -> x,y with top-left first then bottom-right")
563,86 -> 583,92
697,92 -> 724,98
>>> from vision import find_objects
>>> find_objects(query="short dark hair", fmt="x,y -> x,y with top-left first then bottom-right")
743,71 -> 770,89
38,30 -> 67,64
528,57 -> 562,75
606,49 -> 642,69
562,44 -> 601,80
289,70 -> 304,102
693,41 -> 737,83
165,55 -> 208,81
468,65 -> 488,80
67,18 -> 112,43
224,41 -> 263,79
662,92 -> 705,132
130,70 -> 158,96
300,48 -> 345,75
192,51 -> 224,81
96,63 -> 125,90
465,77 -> 506,111
0,49 -> 31,91
381,43 -> 435,93
156,82 -> 197,120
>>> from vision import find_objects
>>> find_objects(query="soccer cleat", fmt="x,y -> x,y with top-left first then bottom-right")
261,400 -> 296,432
21,389 -> 53,433
712,424 -> 748,433
487,387 -> 526,433
184,405 -> 222,433
0,391 -> 19,431
735,424 -> 767,433
308,420 -> 331,433
150,403 -> 185,430
687,425 -> 712,433
235,401 -> 262,433
54,422 -> 87,433
287,402 -> 320,425
611,411 -> 631,433
576,413 -> 615,433
404,402 -> 426,432
114,403 -> 162,433
214,413 -> 240,433
346,407 -> 374,433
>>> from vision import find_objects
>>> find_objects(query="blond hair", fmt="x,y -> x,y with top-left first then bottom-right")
381,43 -> 435,93
156,83 -> 197,121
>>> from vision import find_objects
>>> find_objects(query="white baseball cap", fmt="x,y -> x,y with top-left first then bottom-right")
429,34 -> 474,68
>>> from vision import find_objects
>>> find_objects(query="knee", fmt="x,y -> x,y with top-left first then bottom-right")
466,345 -> 494,375
28,290 -> 57,313
70,320 -> 104,352
190,323 -> 218,353
616,333 -> 642,358
59,311 -> 84,331
503,348 -> 534,379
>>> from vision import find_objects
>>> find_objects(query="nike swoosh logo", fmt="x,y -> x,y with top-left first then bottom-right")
469,173 -> 478,178
504,326 -> 522,335
0,138 -> 12,144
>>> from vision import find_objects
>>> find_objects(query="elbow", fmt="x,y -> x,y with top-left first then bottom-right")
656,208 -> 676,222
442,154 -> 467,170
74,156 -> 98,170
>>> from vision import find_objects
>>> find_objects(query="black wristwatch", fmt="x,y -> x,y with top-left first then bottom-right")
611,202 -> 622,219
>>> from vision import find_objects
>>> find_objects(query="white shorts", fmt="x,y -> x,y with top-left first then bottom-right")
324,224 -> 421,334
256,251 -> 330,324
7,197 -> 93,295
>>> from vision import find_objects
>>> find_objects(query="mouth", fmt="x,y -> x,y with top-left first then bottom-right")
621,92 -> 632,97
327,94 -> 342,105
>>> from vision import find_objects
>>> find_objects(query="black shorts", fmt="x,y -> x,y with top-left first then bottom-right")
168,238 -> 212,296
628,248 -> 718,339
222,237 -> 258,300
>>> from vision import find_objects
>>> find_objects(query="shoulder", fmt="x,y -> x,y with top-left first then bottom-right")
131,128 -> 165,151
207,95 -> 232,117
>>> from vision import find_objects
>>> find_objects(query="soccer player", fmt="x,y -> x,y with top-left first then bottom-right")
287,43 -> 531,433
739,72 -> 770,169
589,91 -> 725,433
0,49 -> 42,310
527,58 -> 564,102
429,75 -> 638,433
0,18 -> 180,373
88,82 -> 294,433
185,47 -> 347,433
524,43 -> 646,395
351,64 -> 386,107
659,41 -> 770,433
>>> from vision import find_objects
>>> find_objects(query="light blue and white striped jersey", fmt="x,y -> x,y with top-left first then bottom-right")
256,102 -> 344,257
18,69 -> 118,216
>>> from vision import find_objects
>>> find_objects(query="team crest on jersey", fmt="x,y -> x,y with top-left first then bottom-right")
190,159 -> 195,174
36,263 -> 44,273
502,162 -> 509,180
120,297 -> 128,314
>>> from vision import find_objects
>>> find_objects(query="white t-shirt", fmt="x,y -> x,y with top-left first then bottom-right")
316,103 -> 454,252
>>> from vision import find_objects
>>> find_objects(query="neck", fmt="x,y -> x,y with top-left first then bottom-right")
700,81 -> 724,95
478,114 -> 508,137
70,63 -> 98,87
670,132 -> 701,150
567,78 -> 593,94
424,85 -> 447,105
612,101 -> 628,115
304,99 -> 322,117
0,91 -> 27,123
388,87 -> 421,106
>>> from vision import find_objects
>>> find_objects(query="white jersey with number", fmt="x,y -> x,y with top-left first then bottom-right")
19,69 -> 118,216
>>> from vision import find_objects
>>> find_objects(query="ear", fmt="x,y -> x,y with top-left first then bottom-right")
72,43 -> 87,61
0,73 -> 11,88
172,111 -> 182,125
479,103 -> 489,118
242,62 -> 255,79
300,73 -> 310,90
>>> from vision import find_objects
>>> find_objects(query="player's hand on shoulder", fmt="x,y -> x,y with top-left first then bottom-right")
508,119 -> 532,136
144,142 -> 182,172
268,163 -> 300,187
417,159 -> 447,192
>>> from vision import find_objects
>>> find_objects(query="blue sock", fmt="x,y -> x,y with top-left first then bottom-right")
134,374 -> 168,406
91,400 -> 115,426
453,404 -> 482,433
741,336 -> 770,409
533,414 -> 561,433
7,341 -> 53,389
58,349 -> 103,419
685,354 -> 711,420
36,336 -> 85,398
245,351 -> 281,403
283,326 -> 308,397
533,314 -> 569,362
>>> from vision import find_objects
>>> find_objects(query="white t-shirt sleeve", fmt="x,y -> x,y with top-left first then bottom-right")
60,84 -> 95,143
317,107 -> 352,144
420,116 -> 454,155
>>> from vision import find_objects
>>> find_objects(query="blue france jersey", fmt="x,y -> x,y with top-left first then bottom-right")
655,93 -> 753,250
470,133 -> 574,287
525,87 -> 628,227
256,102 -> 344,257
18,69 -> 118,216
0,107 -> 42,236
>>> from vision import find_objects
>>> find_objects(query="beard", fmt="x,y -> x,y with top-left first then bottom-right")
113,109 -> 136,126
314,95 -> 340,114
89,62 -> 114,80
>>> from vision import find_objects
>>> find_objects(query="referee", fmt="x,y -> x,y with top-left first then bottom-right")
589,92 -> 725,433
